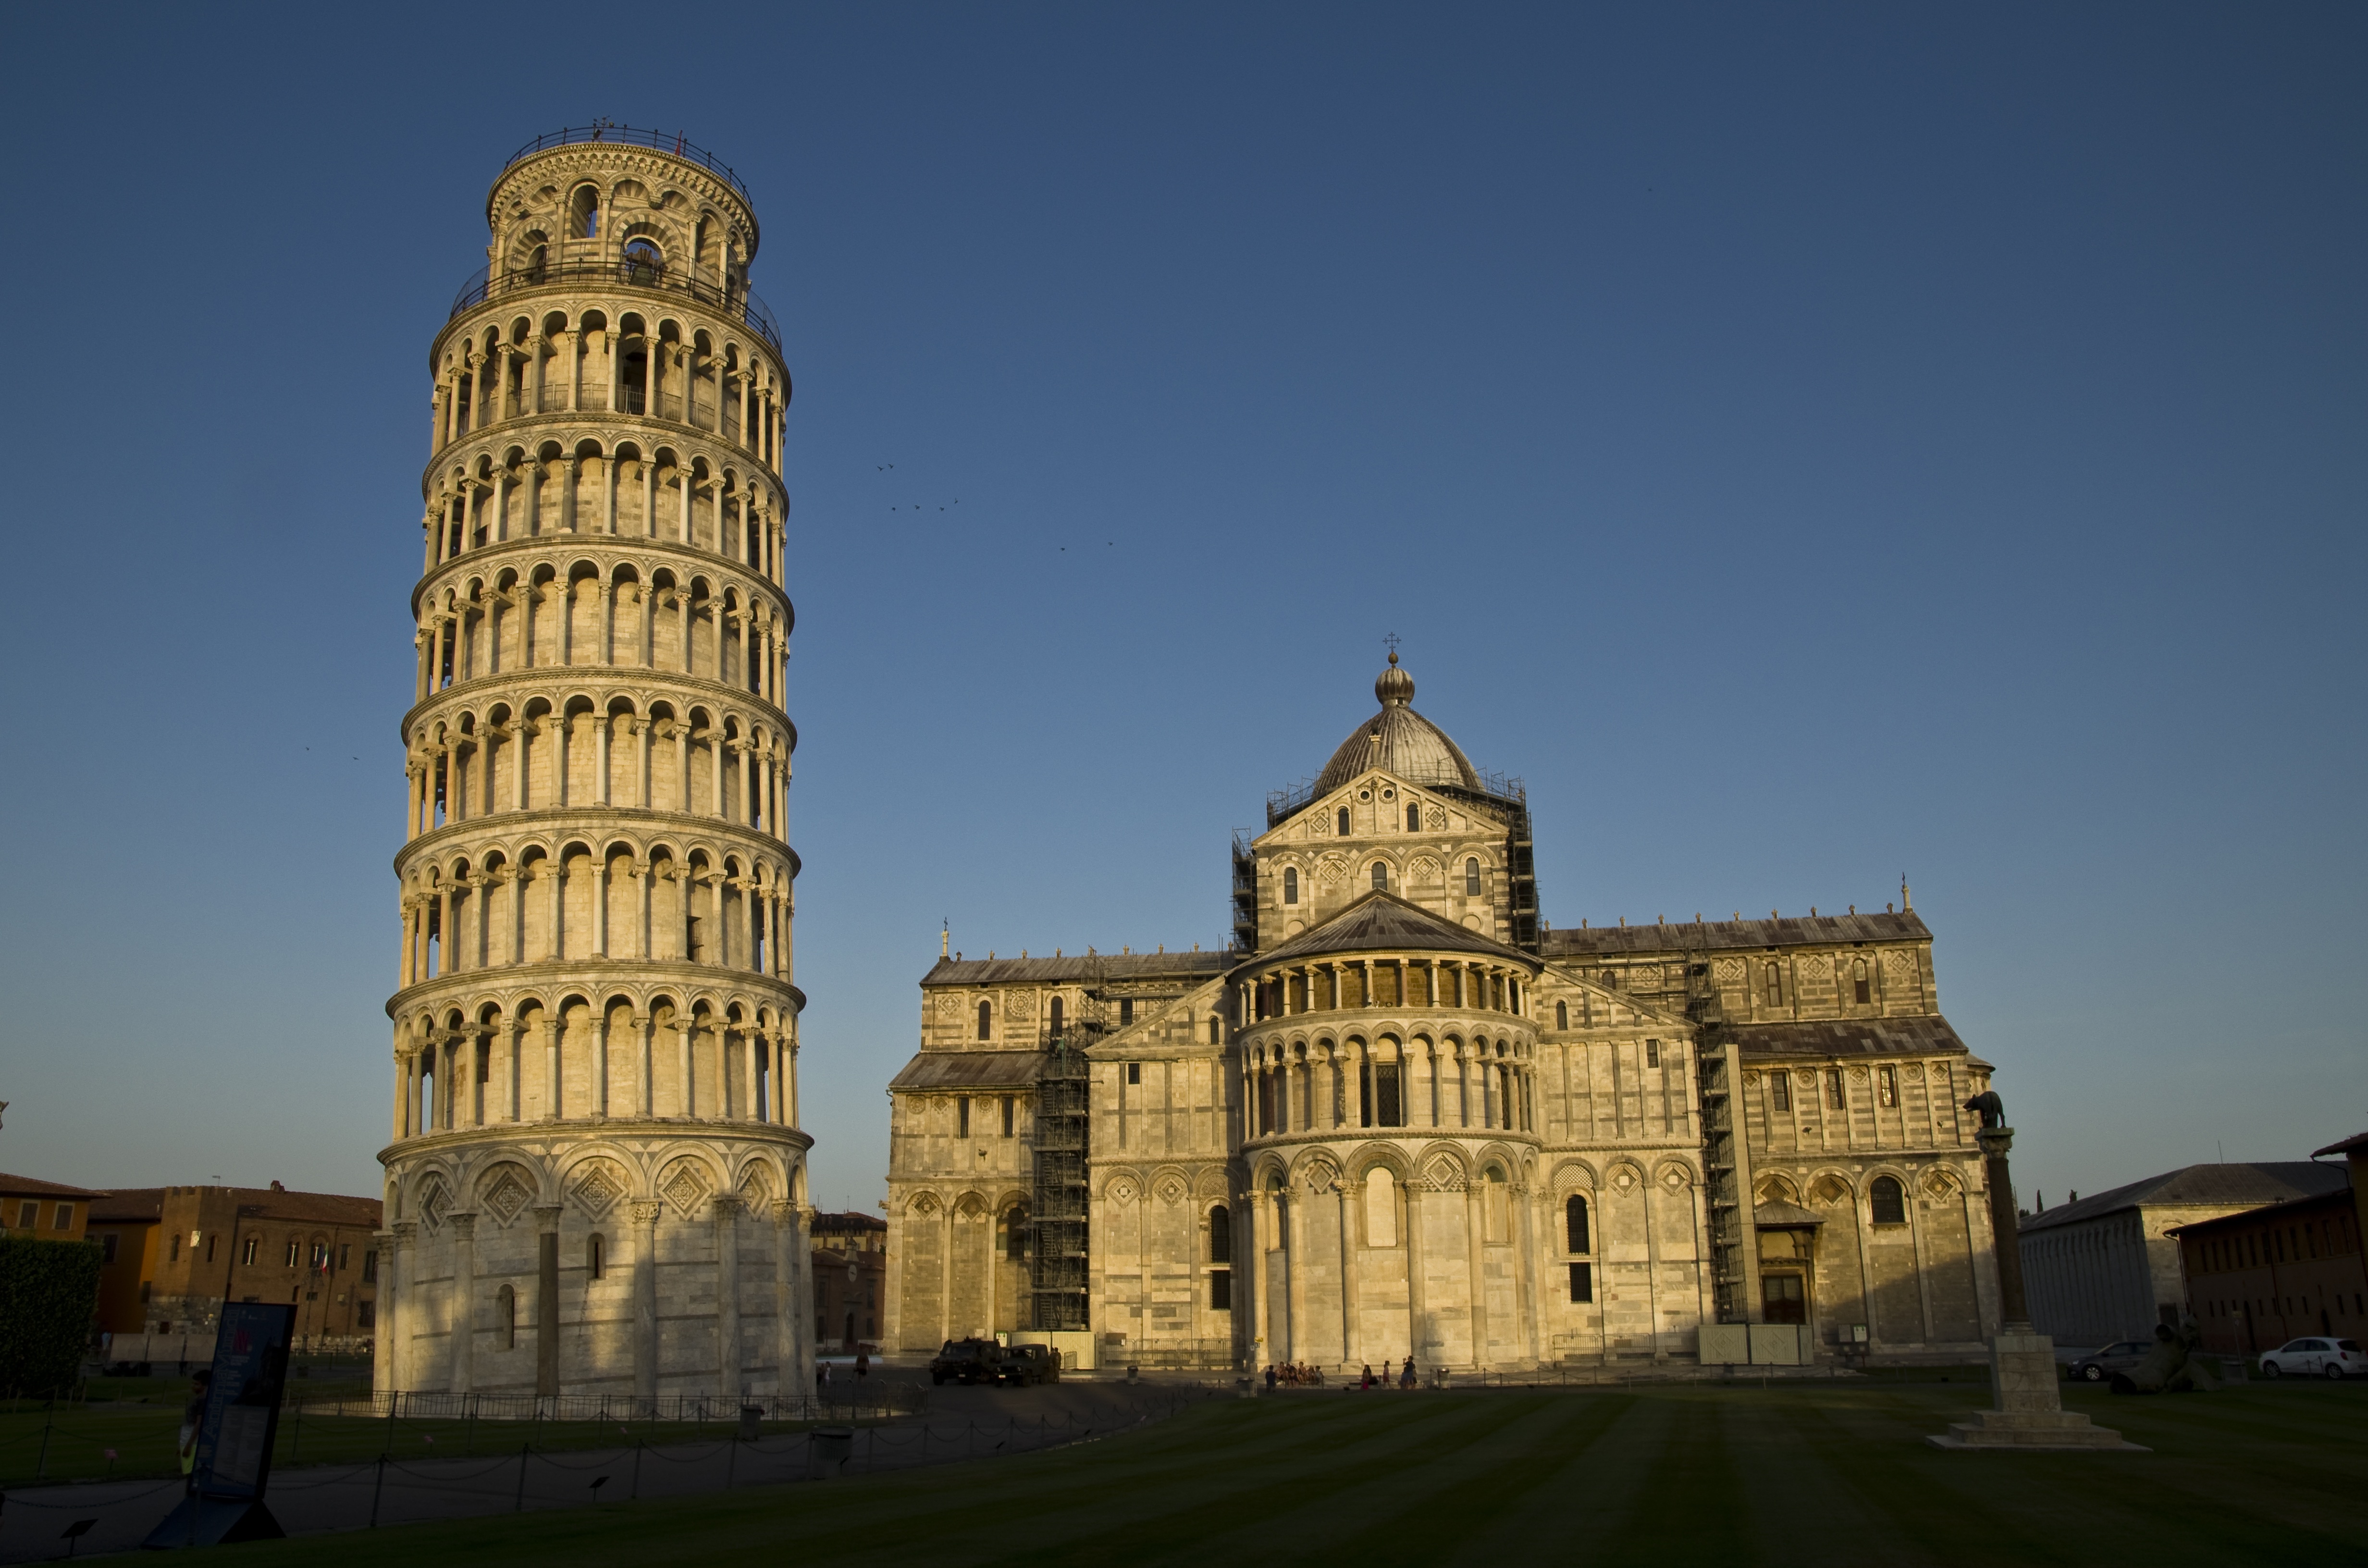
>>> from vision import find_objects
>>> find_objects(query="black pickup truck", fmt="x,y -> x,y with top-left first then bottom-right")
928,1337 -> 1002,1385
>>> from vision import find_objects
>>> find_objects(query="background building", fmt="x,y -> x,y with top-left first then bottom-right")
2172,1185 -> 2365,1356
0,1175 -> 100,1243
379,128 -> 811,1403
886,656 -> 2003,1371
2017,1162 -> 2349,1347
811,1211 -> 887,1352
89,1185 -> 382,1357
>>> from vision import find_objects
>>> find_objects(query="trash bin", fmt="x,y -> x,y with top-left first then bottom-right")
811,1425 -> 855,1471
739,1405 -> 764,1440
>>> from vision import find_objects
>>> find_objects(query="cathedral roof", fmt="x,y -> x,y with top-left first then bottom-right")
1311,654 -> 1481,798
1543,909 -> 1932,956
1242,890 -> 1539,971
887,1051 -> 1048,1090
1726,1016 -> 1970,1060
921,951 -> 1231,987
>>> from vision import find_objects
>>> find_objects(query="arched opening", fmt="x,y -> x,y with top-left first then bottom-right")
497,1283 -> 517,1349
569,185 -> 600,239
1853,957 -> 1871,1005
1283,867 -> 1298,905
1209,1205 -> 1231,1263
1464,858 -> 1481,896
587,1233 -> 606,1279
1871,1176 -> 1907,1226
1370,862 -> 1388,892
1406,802 -> 1420,832
623,237 -> 665,284
1337,806 -> 1351,836
1565,1194 -> 1591,1254
1555,1000 -> 1568,1029
976,999 -> 992,1041
1048,996 -> 1063,1037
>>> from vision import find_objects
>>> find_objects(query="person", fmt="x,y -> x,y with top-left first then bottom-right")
1361,1363 -> 1374,1390
1264,1363 -> 1277,1391
1401,1356 -> 1416,1390
854,1348 -> 870,1380
178,1370 -> 212,1481
816,1360 -> 830,1393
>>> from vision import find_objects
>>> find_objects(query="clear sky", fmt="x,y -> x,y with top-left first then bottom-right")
0,4 -> 2359,1219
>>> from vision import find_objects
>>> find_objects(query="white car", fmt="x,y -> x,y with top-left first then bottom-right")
2258,1337 -> 2365,1379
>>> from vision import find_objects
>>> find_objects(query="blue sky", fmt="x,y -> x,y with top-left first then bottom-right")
0,3 -> 2359,1216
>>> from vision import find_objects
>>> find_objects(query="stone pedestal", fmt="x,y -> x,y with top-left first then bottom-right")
1927,1332 -> 2147,1451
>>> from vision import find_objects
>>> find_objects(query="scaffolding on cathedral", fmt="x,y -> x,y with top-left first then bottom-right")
1029,959 -> 1106,1333
1688,956 -> 1749,1323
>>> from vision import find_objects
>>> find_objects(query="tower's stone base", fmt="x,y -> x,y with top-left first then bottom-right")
1926,1333 -> 2149,1451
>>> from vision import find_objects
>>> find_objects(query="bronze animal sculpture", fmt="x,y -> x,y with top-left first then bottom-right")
1962,1090 -> 2005,1130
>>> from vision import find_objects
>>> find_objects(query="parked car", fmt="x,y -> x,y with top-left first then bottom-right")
2258,1338 -> 2366,1380
996,1344 -> 1061,1386
929,1337 -> 1003,1386
2068,1340 -> 2155,1383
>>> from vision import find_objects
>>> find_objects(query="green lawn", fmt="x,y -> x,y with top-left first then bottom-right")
223,1379 -> 2368,1567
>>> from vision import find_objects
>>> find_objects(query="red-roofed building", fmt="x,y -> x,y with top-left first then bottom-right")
0,1173 -> 106,1243
93,1183 -> 382,1357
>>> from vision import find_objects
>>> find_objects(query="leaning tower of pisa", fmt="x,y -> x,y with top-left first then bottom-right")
380,129 -> 810,1405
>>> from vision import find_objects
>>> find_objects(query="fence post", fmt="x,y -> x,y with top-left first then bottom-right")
289,1396 -> 303,1465
370,1454 -> 386,1528
385,1392 -> 398,1457
35,1392 -> 55,1480
515,1444 -> 530,1511
631,1439 -> 642,1500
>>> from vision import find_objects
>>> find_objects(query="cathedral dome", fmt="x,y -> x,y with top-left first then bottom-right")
1312,652 -> 1480,796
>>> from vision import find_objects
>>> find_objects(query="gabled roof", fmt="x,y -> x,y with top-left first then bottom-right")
1240,890 -> 1539,971
2313,1130 -> 2368,1158
2018,1163 -> 2350,1234
1544,910 -> 1931,957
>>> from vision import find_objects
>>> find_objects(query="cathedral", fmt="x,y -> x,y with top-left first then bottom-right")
884,655 -> 2005,1372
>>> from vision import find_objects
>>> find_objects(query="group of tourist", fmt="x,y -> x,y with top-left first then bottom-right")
1262,1356 -> 1423,1390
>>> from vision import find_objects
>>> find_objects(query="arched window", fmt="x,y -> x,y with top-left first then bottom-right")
1870,1176 -> 1907,1226
622,237 -> 664,282
1566,1194 -> 1591,1254
976,1000 -> 992,1041
1853,958 -> 1871,1005
1406,803 -> 1421,831
569,185 -> 600,239
1337,806 -> 1352,836
1464,859 -> 1481,895
1049,996 -> 1063,1036
1371,862 -> 1388,892
1209,1017 -> 1221,1045
1556,1000 -> 1569,1029
1283,867 -> 1298,905
588,1233 -> 606,1280
497,1283 -> 518,1349
1764,963 -> 1785,1005
1005,1205 -> 1029,1262
1209,1205 -> 1232,1263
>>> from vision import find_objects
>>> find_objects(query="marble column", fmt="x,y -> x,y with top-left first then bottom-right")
631,1201 -> 662,1406
714,1196 -> 742,1396
448,1212 -> 477,1394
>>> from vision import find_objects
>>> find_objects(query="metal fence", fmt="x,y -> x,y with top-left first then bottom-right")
299,1386 -> 925,1424
502,126 -> 754,207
